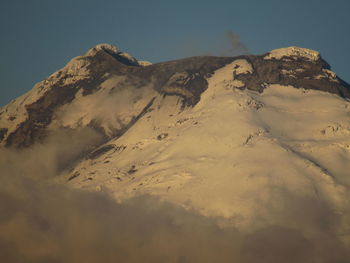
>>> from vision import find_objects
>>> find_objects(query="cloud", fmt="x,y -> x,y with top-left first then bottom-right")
0,130 -> 349,262
53,77 -> 157,138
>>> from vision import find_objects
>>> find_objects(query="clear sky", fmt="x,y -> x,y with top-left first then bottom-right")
1,0 -> 349,106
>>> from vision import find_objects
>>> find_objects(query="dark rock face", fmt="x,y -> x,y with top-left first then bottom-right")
1,46 -> 349,149
87,144 -> 116,160
131,56 -> 235,106
0,128 -> 7,141
235,55 -> 350,98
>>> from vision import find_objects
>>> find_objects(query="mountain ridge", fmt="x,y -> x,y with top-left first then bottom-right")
0,44 -> 349,149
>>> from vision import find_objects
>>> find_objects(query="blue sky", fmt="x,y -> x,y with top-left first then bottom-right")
1,0 -> 349,106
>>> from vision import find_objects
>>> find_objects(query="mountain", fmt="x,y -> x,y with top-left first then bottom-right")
1,45 -> 349,149
1,44 -> 350,262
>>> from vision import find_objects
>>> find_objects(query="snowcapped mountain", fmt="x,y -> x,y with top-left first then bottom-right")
1,45 -> 349,148
1,44 -> 350,261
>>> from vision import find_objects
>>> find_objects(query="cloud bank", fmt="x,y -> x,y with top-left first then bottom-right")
0,128 -> 349,263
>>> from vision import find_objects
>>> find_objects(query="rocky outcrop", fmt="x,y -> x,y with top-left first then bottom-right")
234,51 -> 350,98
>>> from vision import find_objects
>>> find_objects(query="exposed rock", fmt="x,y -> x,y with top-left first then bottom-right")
0,128 -> 7,141
157,133 -> 168,140
235,54 -> 350,98
87,144 -> 116,160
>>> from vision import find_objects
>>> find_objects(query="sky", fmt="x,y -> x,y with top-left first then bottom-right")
0,0 -> 349,106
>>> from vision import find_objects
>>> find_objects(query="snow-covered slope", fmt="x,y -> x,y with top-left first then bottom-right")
63,61 -> 350,236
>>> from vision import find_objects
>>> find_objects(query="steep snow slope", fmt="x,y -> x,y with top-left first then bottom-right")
63,61 -> 350,239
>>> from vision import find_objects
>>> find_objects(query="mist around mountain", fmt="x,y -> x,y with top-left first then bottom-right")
1,44 -> 350,263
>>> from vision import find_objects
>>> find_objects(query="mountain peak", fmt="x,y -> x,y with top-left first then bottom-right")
86,43 -> 119,57
264,46 -> 321,61
85,43 -> 151,67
